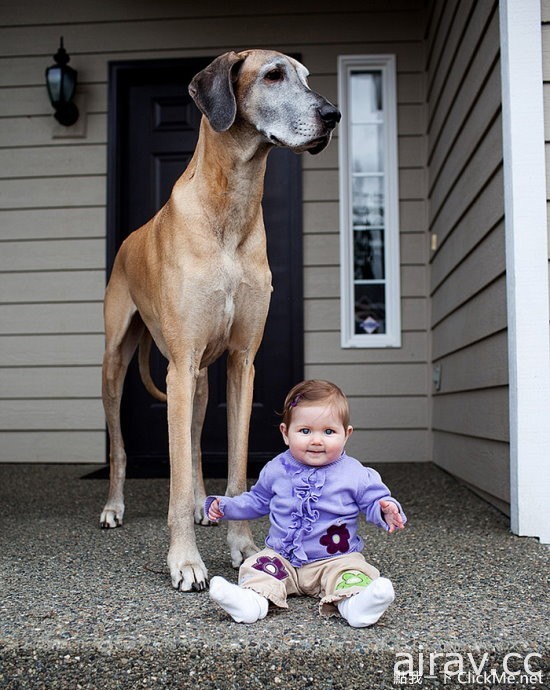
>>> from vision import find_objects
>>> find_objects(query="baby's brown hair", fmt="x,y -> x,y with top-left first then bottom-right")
281,379 -> 350,429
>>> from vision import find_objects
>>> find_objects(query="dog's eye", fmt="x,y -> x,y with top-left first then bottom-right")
265,69 -> 284,82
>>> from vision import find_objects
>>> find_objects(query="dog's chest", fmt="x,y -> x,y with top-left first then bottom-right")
207,253 -> 251,326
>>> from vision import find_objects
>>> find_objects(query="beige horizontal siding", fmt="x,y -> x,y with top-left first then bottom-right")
0,145 -> 106,178
431,271 -> 507,362
1,399 -> 104,431
432,431 -> 509,504
0,15 -> 426,57
0,366 -> 102,398
429,116 -> 503,246
0,303 -> 103,335
0,115 -> 106,148
0,239 -> 104,271
346,429 -> 429,464
430,169 -> 504,290
306,364 -> 428,397
0,178 -> 106,210
0,335 -> 104,367
0,271 -> 104,303
0,431 -> 104,463
431,388 -> 509,442
431,222 -> 506,327
426,0 -> 508,508
0,0 -> 428,464
0,0 -> 426,26
432,332 -> 508,393
0,208 -> 105,241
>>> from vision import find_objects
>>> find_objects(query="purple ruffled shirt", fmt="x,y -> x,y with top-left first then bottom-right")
204,450 -> 406,567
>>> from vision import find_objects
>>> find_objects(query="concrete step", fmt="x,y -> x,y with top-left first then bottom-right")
0,463 -> 548,689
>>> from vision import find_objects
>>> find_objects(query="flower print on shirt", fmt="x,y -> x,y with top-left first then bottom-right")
319,524 -> 350,555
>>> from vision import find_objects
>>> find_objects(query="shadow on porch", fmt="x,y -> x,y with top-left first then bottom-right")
0,462 -> 548,689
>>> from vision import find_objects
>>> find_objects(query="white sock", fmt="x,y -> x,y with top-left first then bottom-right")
209,576 -> 269,624
337,577 -> 395,628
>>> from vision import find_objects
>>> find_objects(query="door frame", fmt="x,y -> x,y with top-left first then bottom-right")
106,57 -> 215,276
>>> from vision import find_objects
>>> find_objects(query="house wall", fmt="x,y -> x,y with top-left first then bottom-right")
0,0 -> 429,464
426,0 -> 510,510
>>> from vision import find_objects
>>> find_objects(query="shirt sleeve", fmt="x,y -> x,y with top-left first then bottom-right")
204,462 -> 275,521
356,467 -> 407,531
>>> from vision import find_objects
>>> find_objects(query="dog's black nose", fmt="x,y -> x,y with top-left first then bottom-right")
319,104 -> 341,129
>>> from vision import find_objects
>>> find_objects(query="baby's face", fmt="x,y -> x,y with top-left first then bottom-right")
279,403 -> 353,467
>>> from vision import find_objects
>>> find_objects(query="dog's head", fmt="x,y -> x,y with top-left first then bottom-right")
189,50 -> 340,155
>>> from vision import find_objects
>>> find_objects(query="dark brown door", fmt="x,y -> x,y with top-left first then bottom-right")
107,57 -> 303,476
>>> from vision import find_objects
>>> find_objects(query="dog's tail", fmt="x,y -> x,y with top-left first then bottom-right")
138,330 -> 167,402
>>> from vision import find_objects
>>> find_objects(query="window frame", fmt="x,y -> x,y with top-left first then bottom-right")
338,54 -> 401,348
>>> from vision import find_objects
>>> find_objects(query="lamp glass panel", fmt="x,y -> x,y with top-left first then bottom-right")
46,65 -> 76,104
46,66 -> 63,103
61,67 -> 76,102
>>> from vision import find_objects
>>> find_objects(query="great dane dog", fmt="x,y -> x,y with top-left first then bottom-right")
100,50 -> 340,592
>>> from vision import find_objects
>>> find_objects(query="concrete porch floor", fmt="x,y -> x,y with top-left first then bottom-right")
0,462 -> 548,690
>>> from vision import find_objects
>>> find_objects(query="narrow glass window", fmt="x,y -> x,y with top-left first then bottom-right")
338,56 -> 401,348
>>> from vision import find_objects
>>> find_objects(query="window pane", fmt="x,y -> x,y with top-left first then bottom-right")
354,283 -> 386,335
354,230 -> 385,280
351,124 -> 384,173
339,55 -> 400,347
352,176 -> 384,229
350,71 -> 382,122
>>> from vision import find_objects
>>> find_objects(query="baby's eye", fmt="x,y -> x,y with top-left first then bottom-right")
299,428 -> 311,435
324,429 -> 336,435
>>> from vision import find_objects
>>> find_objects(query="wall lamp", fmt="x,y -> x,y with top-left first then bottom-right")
45,37 -> 79,126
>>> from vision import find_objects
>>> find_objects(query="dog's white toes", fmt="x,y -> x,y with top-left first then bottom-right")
228,523 -> 259,568
168,548 -> 208,592
100,509 -> 123,529
172,565 -> 209,592
230,541 -> 259,569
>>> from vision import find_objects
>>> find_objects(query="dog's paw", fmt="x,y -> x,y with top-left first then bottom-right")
100,507 -> 124,529
227,522 -> 259,568
230,541 -> 259,569
168,548 -> 208,592
194,504 -> 217,526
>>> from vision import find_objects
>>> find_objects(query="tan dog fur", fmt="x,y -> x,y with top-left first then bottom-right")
100,50 -> 340,591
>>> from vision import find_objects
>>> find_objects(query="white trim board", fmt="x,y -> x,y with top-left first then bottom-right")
338,54 -> 401,349
500,0 -> 550,543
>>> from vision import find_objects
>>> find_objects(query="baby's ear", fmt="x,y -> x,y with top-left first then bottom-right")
345,426 -> 354,440
279,423 -> 290,445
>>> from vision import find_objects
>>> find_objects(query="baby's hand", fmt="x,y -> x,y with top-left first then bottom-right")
380,499 -> 404,533
208,498 -> 224,521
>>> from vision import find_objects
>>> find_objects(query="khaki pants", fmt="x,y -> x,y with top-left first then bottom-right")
238,548 -> 380,616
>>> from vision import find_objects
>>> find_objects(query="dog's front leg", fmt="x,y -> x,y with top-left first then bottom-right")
166,361 -> 208,591
226,350 -> 260,568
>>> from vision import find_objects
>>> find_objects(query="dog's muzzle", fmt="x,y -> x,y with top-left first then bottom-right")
305,104 -> 341,155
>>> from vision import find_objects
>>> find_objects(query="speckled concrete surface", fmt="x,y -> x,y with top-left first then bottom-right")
0,462 -> 548,689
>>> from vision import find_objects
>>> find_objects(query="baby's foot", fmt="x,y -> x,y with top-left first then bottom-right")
209,576 -> 268,624
337,577 -> 395,628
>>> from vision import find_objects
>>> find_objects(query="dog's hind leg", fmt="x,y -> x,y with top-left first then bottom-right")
191,367 -> 212,525
100,280 -> 144,529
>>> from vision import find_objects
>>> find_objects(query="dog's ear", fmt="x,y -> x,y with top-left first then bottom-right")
189,52 -> 245,132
